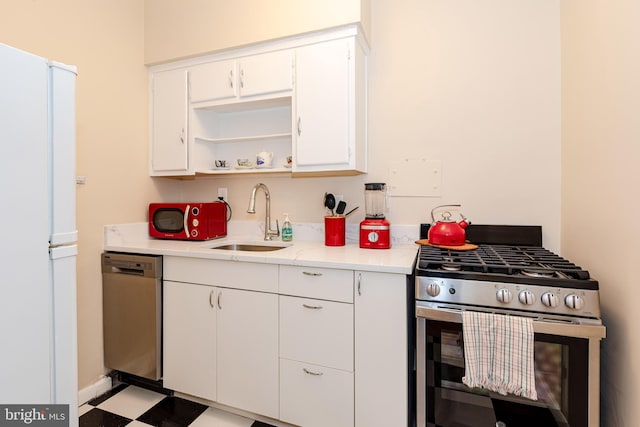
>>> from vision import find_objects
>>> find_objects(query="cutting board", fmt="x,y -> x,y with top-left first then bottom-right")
415,239 -> 478,251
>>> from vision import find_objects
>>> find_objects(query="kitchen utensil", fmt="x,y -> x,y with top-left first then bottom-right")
324,193 -> 336,216
345,206 -> 359,217
336,200 -> 346,215
427,204 -> 470,246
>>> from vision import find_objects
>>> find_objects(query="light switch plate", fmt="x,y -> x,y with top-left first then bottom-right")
389,159 -> 441,197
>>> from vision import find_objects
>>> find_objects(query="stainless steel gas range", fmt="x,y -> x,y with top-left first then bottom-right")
415,225 -> 605,427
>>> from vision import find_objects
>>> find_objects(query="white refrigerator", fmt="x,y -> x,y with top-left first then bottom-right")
0,43 -> 78,423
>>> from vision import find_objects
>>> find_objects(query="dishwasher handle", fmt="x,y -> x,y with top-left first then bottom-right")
102,253 -> 162,279
108,266 -> 145,276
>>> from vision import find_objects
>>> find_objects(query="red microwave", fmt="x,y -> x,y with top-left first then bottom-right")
149,202 -> 228,240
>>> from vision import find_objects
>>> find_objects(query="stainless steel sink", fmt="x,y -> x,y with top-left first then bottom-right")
210,243 -> 288,252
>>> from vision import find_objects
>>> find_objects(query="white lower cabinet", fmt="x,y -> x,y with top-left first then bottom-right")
163,280 -> 217,401
280,359 -> 354,427
355,271 -> 409,427
217,288 -> 279,418
162,257 -> 279,419
163,258 -> 409,427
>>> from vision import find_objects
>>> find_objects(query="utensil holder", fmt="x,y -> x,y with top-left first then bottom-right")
324,216 -> 345,246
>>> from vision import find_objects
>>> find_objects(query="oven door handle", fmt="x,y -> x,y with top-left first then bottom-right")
416,304 -> 605,339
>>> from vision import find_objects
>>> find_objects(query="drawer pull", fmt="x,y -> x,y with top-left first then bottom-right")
302,303 -> 323,310
302,271 -> 322,277
303,368 -> 323,376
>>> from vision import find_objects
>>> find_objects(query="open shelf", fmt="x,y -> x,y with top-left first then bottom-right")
194,132 -> 292,144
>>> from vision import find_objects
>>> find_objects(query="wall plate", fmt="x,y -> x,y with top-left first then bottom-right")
388,159 -> 441,197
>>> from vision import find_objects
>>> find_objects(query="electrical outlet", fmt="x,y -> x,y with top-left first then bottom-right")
218,187 -> 228,200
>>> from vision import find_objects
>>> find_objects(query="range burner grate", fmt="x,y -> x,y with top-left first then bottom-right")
417,244 -> 591,281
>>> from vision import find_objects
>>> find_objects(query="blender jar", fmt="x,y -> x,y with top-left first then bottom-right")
364,183 -> 388,219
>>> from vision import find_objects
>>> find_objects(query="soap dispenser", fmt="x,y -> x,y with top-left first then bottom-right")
282,213 -> 293,242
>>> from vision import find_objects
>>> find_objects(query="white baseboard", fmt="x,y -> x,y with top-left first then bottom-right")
78,375 -> 112,406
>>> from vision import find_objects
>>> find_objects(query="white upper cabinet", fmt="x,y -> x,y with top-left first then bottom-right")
190,50 -> 293,105
148,25 -> 367,177
189,59 -> 237,103
150,68 -> 188,175
238,50 -> 294,98
294,39 -> 355,171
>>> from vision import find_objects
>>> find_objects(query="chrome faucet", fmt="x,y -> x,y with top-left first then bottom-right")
247,183 -> 280,241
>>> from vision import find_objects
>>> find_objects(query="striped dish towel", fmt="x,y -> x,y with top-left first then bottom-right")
462,311 -> 538,400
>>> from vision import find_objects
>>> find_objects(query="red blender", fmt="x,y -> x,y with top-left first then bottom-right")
359,183 -> 391,249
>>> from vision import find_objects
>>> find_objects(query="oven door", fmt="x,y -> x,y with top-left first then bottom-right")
416,303 -> 605,427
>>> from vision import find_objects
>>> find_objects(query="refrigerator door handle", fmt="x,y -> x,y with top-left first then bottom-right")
49,244 -> 78,259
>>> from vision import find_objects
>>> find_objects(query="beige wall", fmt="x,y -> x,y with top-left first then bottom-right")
163,0 -> 563,252
561,1 -> 640,424
144,0 -> 369,65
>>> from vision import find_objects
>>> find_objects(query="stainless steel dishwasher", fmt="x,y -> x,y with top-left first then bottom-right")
102,252 -> 162,380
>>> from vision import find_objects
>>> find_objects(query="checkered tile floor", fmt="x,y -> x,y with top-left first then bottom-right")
79,383 -> 276,427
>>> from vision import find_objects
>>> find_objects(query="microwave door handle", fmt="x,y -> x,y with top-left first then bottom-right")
184,204 -> 190,238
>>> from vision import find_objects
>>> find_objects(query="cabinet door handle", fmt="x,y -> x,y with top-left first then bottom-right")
297,117 -> 302,136
303,367 -> 323,376
217,291 -> 222,310
229,69 -> 233,89
240,68 -> 244,88
180,128 -> 185,144
209,290 -> 214,308
302,271 -> 322,277
357,273 -> 362,296
302,303 -> 323,310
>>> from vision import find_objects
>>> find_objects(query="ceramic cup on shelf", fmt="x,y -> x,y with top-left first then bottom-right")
256,151 -> 273,167
214,160 -> 227,168
237,158 -> 252,167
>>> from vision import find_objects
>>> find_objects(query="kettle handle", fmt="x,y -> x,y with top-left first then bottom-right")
431,204 -> 462,222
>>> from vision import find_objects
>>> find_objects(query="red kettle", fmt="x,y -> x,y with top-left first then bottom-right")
428,204 -> 470,246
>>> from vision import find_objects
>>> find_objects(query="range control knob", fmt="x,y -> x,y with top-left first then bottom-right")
426,282 -> 441,297
518,290 -> 535,305
565,294 -> 585,310
496,288 -> 512,304
541,292 -> 559,308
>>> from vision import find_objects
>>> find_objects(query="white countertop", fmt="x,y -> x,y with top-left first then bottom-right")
104,221 -> 419,274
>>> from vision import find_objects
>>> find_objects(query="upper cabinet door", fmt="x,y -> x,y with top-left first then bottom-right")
294,38 -> 355,169
150,69 -> 188,174
238,50 -> 293,98
189,59 -> 237,103
190,51 -> 293,104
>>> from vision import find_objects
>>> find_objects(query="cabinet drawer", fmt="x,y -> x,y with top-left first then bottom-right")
164,256 -> 277,292
280,359 -> 354,427
280,296 -> 353,371
279,265 -> 353,302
